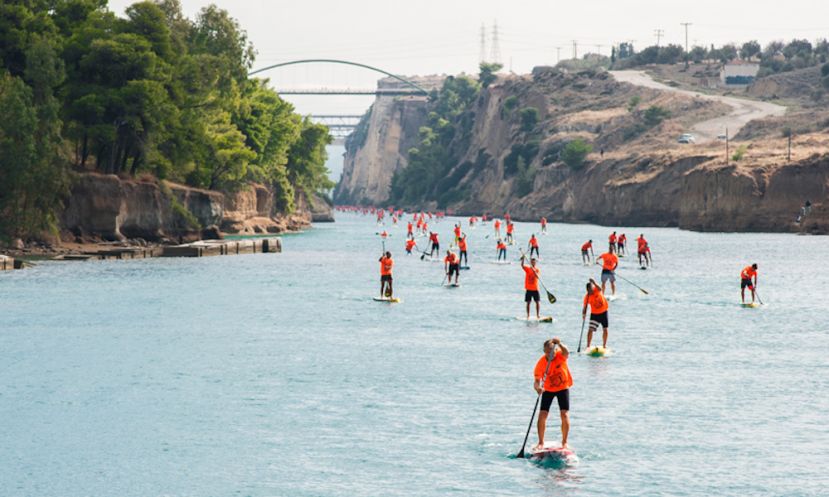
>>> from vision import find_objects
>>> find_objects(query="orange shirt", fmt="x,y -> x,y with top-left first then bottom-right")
523,265 -> 540,291
497,241 -> 507,250
583,288 -> 609,314
618,234 -> 626,243
454,226 -> 461,237
506,224 -> 514,234
529,237 -> 539,248
458,239 -> 467,251
581,241 -> 592,251
609,233 -> 617,243
741,266 -> 757,280
534,351 -> 573,393
380,256 -> 394,276
494,220 -> 501,229
405,239 -> 416,250
637,237 -> 647,249
444,253 -> 459,264
407,222 -> 413,232
600,252 -> 618,271
540,217 -> 547,225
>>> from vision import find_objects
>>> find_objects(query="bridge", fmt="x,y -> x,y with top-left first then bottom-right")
248,59 -> 430,142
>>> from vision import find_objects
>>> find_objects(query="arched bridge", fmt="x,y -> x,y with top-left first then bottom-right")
248,59 -> 429,96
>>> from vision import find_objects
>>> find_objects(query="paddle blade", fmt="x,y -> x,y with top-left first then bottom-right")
547,291 -> 557,304
517,448 -> 526,459
640,288 -> 649,295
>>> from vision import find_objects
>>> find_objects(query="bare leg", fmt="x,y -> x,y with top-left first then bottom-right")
741,288 -> 745,303
535,300 -> 541,319
611,280 -> 616,296
525,301 -> 530,319
536,410 -> 548,448
560,410 -> 570,448
388,281 -> 393,297
603,327 -> 609,348
587,327 -> 594,348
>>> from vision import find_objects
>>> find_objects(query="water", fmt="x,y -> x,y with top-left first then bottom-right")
1,214 -> 828,497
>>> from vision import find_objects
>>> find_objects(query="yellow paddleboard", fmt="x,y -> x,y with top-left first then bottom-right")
587,346 -> 611,357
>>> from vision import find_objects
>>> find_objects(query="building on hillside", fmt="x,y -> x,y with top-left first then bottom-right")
720,61 -> 760,86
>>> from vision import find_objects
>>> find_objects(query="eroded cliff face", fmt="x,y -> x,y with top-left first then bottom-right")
62,173 -> 332,242
337,67 -> 829,233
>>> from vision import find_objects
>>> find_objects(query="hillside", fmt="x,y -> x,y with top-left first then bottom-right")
337,67 -> 829,234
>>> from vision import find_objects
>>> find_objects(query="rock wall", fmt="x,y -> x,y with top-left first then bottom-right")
62,173 -> 333,242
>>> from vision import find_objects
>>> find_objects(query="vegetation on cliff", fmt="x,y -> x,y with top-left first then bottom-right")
0,0 -> 332,241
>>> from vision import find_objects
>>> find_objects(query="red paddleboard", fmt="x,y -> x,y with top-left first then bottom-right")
529,443 -> 578,465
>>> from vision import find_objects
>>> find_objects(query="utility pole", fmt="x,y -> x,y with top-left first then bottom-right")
555,46 -> 562,63
595,44 -> 604,56
479,23 -> 487,64
654,29 -> 664,47
490,20 -> 502,64
725,127 -> 729,165
572,40 -> 578,60
788,131 -> 792,161
681,22 -> 692,67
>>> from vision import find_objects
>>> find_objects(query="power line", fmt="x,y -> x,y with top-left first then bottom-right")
654,29 -> 664,47
490,20 -> 502,64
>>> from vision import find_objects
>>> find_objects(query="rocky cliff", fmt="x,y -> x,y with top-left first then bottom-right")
62,173 -> 332,242
334,76 -> 444,205
338,67 -> 829,233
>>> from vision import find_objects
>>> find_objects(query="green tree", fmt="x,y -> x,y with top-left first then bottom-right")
628,95 -> 641,112
643,105 -> 670,127
561,139 -> 592,170
740,40 -> 761,60
478,62 -> 503,88
519,106 -> 539,132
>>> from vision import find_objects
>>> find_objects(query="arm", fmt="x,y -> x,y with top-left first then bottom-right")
553,338 -> 569,358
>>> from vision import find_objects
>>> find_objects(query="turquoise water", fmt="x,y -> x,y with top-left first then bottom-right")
1,214 -> 828,497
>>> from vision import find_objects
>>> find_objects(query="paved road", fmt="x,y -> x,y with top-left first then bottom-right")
612,70 -> 786,142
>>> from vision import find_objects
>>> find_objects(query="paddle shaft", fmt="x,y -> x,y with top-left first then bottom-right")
577,316 -> 587,353
517,350 -> 555,458
754,286 -> 764,305
615,272 -> 649,295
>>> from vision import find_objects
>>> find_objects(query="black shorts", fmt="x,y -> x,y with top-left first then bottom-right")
381,274 -> 392,282
541,389 -> 570,412
432,242 -> 440,250
448,264 -> 459,276
590,311 -> 609,328
581,250 -> 589,256
525,290 -> 540,302
741,278 -> 754,289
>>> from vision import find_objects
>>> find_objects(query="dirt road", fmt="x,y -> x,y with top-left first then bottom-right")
612,70 -> 786,142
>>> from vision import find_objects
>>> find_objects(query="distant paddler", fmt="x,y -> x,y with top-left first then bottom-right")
429,231 -> 440,257
596,248 -> 619,296
540,217 -> 548,234
581,240 -> 594,265
528,233 -> 540,258
453,223 -> 462,245
506,221 -> 515,245
494,219 -> 502,238
740,263 -> 759,304
444,250 -> 460,285
520,254 -> 542,319
379,251 -> 394,298
608,231 -> 617,253
617,233 -> 627,256
497,238 -> 508,261
636,234 -> 651,268
458,234 -> 469,266
533,338 -> 572,450
407,221 -> 414,238
582,278 -> 610,349
405,238 -> 418,255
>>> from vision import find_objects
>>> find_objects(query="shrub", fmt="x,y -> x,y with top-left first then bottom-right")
519,106 -> 540,131
561,139 -> 592,170
514,157 -> 537,196
643,105 -> 671,127
502,95 -> 519,113
732,144 -> 748,162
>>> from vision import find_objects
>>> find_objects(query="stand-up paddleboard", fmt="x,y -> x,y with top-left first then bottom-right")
529,443 -> 578,465
639,266 -> 648,270
741,302 -> 760,308
489,260 -> 512,265
586,346 -> 611,357
443,283 -> 461,288
373,296 -> 402,303
606,294 -> 618,302
459,265 -> 471,270
515,316 -> 554,323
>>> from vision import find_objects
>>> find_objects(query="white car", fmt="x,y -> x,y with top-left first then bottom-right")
678,133 -> 696,144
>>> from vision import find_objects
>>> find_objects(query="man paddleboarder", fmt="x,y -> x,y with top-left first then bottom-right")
582,278 -> 609,349
444,250 -> 460,285
429,231 -> 440,257
379,251 -> 394,298
497,239 -> 507,261
528,234 -> 540,258
581,240 -> 593,265
521,255 -> 542,319
458,234 -> 469,266
533,338 -> 572,450
596,249 -> 619,296
741,263 -> 759,303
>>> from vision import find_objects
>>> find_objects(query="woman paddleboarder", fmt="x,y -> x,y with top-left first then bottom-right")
533,338 -> 572,450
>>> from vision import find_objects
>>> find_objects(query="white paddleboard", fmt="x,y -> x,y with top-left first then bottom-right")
529,443 -> 578,465
515,316 -> 554,323
489,260 -> 512,265
373,296 -> 402,303
740,302 -> 760,308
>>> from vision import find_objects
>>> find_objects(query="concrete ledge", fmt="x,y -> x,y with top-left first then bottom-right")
161,237 -> 281,257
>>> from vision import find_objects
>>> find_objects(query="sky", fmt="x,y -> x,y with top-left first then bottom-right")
107,0 -> 829,116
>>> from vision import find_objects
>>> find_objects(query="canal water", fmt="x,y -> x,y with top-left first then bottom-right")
1,214 -> 827,496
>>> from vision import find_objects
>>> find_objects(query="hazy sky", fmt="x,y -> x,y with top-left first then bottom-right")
108,0 -> 829,115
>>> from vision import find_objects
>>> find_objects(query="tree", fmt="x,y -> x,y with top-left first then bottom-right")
740,40 -> 761,60
628,95 -> 641,112
519,107 -> 539,132
561,139 -> 592,170
643,105 -> 670,127
478,62 -> 503,88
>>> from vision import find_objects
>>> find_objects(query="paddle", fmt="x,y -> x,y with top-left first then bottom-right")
754,286 -> 764,305
520,249 -> 557,304
517,348 -> 555,459
577,316 -> 587,353
615,272 -> 649,295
